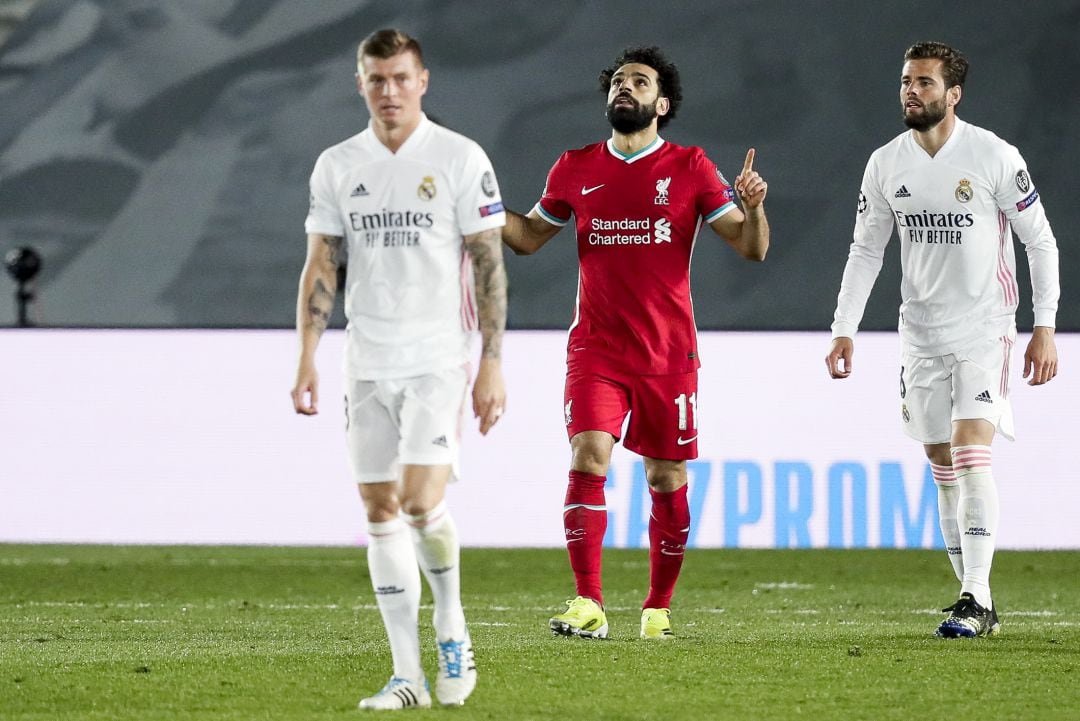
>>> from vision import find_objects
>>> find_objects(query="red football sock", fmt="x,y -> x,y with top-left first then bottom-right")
563,470 -> 607,606
644,484 -> 690,610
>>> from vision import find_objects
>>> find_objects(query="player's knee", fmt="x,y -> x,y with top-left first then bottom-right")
570,432 -> 614,474
570,449 -> 609,475
644,460 -> 687,492
360,488 -> 400,522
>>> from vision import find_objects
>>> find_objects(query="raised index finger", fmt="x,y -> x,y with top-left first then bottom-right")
742,148 -> 756,174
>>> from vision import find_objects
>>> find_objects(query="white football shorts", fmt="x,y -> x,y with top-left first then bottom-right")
899,331 -> 1016,444
344,365 -> 469,483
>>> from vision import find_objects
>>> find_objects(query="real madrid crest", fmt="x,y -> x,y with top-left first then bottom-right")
418,175 -> 437,200
901,403 -> 910,423
954,178 -> 973,203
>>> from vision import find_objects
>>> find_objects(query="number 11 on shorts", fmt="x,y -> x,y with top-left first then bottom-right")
674,392 -> 697,431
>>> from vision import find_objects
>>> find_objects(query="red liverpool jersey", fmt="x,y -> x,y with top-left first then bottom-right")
535,137 -> 737,374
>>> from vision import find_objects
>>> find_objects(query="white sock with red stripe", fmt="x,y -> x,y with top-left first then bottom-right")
367,518 -> 424,683
951,445 -> 998,608
406,501 -> 466,640
931,462 -> 964,584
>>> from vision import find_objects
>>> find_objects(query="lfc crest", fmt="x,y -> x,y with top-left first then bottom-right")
654,177 -> 671,205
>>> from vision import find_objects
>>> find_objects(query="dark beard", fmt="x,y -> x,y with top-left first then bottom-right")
606,96 -> 657,134
903,97 -> 947,132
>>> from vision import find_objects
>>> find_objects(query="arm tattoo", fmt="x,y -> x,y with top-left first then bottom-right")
304,235 -> 342,336
322,235 -> 345,269
306,278 -> 335,335
465,228 -> 508,359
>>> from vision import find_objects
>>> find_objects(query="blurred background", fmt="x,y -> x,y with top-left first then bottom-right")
1,0 -> 1076,331
1,1 -> 1076,549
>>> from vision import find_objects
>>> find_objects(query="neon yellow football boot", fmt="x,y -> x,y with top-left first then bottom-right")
640,607 -> 674,639
549,596 -> 608,638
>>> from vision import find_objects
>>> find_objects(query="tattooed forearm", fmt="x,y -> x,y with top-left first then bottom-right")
465,228 -> 508,359
297,234 -> 342,343
306,277 -> 335,335
321,235 -> 345,269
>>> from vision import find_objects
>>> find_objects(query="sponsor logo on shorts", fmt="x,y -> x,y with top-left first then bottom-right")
676,435 -> 698,446
975,390 -> 993,404
432,435 -> 449,448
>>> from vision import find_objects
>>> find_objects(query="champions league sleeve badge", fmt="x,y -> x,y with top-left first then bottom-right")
1015,169 -> 1031,194
481,171 -> 497,198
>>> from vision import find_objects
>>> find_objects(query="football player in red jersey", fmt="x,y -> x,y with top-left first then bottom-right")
502,46 -> 769,639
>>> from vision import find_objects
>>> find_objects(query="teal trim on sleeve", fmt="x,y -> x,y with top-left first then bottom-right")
704,201 -> 736,222
536,204 -> 569,226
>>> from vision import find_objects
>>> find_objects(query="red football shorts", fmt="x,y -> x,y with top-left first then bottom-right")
563,365 -> 700,460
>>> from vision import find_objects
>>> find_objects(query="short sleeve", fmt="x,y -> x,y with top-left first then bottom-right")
696,150 -> 737,222
535,153 -> 572,227
455,141 -> 506,236
304,151 -> 344,236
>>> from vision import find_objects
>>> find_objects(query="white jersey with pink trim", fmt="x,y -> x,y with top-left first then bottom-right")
305,114 -> 505,379
831,118 -> 1059,357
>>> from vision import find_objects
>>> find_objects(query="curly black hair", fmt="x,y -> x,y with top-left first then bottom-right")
598,46 -> 682,129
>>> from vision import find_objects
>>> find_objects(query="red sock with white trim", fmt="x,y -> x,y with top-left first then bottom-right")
643,484 -> 691,610
563,470 -> 607,606
951,445 -> 998,608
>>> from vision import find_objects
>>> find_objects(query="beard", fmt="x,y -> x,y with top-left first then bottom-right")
606,95 -> 658,134
903,97 -> 947,132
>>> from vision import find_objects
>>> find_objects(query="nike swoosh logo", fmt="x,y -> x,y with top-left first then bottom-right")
676,436 -> 698,446
581,184 -> 605,195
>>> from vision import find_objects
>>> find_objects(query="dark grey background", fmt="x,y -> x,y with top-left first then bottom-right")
0,0 -> 1075,330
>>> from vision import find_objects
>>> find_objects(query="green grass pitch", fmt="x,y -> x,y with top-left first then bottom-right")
2,545 -> 1077,720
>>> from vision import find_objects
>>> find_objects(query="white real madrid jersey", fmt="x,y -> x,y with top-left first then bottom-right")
832,118 -> 1059,356
305,114 -> 506,379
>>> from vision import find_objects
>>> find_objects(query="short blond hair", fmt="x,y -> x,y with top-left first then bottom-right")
358,28 -> 423,66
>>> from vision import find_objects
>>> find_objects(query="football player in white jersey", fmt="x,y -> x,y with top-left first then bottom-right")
290,29 -> 508,709
826,42 -> 1060,639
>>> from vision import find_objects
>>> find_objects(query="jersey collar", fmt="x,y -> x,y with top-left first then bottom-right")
365,113 -> 434,157
606,135 -> 665,163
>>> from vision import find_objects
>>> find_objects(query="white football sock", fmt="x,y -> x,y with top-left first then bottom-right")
406,501 -> 466,640
367,518 -> 423,682
951,445 -> 999,609
931,462 -> 964,584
